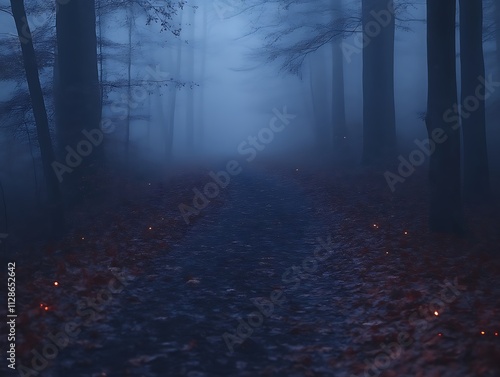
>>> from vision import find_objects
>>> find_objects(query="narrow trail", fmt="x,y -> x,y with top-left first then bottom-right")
49,167 -> 356,377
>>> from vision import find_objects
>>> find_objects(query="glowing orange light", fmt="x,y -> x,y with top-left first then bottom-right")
44,306 -> 49,311
480,331 -> 485,335
434,311 -> 439,316
54,281 -> 59,286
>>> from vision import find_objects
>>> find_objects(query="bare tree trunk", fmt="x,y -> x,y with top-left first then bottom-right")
10,0 -> 65,236
185,4 -> 196,150
332,0 -> 346,145
147,90 -> 153,149
362,0 -> 396,165
165,85 -> 177,158
460,0 -> 489,202
165,8 -> 185,158
425,0 -> 463,233
125,4 -> 133,159
309,51 -> 331,152
54,0 -> 101,166
97,0 -> 104,112
496,1 -> 500,74
197,2 -> 208,153
332,40 -> 346,143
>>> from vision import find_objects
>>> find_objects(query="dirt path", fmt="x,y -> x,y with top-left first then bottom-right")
45,166 -> 356,376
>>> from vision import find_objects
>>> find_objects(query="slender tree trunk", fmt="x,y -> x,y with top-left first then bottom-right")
332,39 -> 346,142
147,90 -> 152,150
165,84 -> 177,158
309,51 -> 331,152
186,5 -> 196,150
125,5 -> 133,158
155,83 -> 164,154
495,0 -> 500,90
97,0 -> 104,113
165,72 -> 178,159
197,2 -> 208,152
362,0 -> 396,165
460,0 -> 489,202
165,8 -> 185,158
10,0 -> 64,235
426,0 -> 463,233
332,0 -> 346,145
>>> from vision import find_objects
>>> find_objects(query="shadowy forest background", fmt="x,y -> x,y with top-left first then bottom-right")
0,0 -> 499,244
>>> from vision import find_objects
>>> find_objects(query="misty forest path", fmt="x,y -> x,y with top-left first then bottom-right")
50,166 -> 357,377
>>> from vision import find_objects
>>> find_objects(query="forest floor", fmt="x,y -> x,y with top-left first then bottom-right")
1,157 -> 500,377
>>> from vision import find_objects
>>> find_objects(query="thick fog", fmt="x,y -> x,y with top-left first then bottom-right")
1,1 -> 500,376
0,0 -> 498,238
2,1 -> 499,172
0,2 -> 412,160
0,1 -> 499,228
